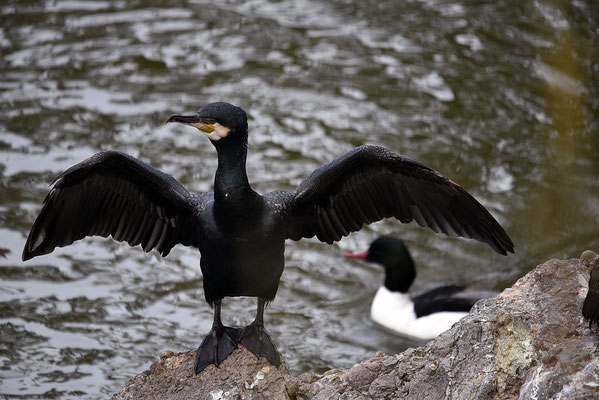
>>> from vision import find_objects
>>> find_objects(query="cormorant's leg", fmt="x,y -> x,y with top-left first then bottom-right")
194,300 -> 241,374
238,298 -> 281,367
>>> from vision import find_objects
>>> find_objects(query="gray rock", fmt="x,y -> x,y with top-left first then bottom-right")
112,251 -> 599,400
111,346 -> 301,400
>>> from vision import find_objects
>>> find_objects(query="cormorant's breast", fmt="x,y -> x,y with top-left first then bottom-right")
198,198 -> 285,302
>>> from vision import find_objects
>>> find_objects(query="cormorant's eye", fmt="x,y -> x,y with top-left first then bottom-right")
204,118 -> 216,124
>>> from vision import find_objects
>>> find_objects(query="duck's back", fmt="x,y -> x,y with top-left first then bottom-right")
412,285 -> 498,317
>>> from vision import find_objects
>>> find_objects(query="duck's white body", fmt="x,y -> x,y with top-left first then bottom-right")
370,286 -> 467,340
343,236 -> 499,341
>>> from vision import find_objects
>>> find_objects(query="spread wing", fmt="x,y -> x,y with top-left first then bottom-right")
275,145 -> 513,255
23,151 -> 202,261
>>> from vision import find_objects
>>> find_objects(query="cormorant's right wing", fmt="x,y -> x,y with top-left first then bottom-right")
23,151 -> 202,261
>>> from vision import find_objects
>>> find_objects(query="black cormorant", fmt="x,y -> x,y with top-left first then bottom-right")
583,262 -> 599,329
342,236 -> 499,339
22,102 -> 513,373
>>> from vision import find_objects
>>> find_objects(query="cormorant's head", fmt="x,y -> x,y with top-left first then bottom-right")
166,102 -> 248,142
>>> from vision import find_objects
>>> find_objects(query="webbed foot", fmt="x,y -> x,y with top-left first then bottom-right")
238,322 -> 281,367
194,325 -> 241,373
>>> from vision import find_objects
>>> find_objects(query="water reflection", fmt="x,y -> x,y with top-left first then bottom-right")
1,0 -> 598,398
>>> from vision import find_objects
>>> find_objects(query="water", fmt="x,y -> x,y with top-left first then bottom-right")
1,0 -> 598,398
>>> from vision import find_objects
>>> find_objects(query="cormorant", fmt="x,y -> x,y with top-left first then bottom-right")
342,236 -> 499,340
22,102 -> 513,373
583,262 -> 599,329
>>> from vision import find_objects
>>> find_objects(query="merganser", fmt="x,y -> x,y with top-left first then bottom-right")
343,236 -> 499,340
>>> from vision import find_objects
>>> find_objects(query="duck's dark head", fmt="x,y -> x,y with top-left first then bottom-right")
167,102 -> 248,143
342,235 -> 416,292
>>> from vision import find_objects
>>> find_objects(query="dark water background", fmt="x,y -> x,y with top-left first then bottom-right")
1,0 -> 598,398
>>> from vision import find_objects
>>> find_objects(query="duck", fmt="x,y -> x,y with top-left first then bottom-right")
22,102 -> 513,372
342,236 -> 500,340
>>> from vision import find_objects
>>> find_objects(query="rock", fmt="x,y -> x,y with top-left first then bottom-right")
112,252 -> 599,400
111,346 -> 301,400
160,350 -> 175,360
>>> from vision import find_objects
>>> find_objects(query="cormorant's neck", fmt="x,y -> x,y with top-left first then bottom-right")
213,136 -> 254,204
383,262 -> 416,293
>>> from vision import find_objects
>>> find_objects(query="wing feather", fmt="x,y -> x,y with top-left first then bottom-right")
277,145 -> 513,255
22,151 -> 201,261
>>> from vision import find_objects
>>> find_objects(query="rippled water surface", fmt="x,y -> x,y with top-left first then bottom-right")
1,0 -> 598,398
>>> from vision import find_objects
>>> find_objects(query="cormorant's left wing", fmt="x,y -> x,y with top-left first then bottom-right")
274,145 -> 513,255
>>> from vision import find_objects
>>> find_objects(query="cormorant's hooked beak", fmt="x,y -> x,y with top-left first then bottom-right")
166,114 -> 215,134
